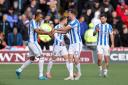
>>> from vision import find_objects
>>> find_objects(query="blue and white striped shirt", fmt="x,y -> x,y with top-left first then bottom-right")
95,23 -> 112,46
54,24 -> 65,46
28,19 -> 40,43
68,19 -> 82,44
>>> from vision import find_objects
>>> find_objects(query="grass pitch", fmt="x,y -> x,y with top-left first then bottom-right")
0,64 -> 128,85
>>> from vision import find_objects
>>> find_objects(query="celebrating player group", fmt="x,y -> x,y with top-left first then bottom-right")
15,9 -> 114,80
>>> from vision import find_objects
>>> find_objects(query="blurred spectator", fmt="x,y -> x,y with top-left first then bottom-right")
79,15 -> 88,44
91,11 -> 101,27
100,0 -> 114,23
113,28 -> 122,47
121,24 -> 128,47
39,0 -> 49,16
7,27 -> 23,46
85,9 -> 94,24
29,0 -> 38,15
6,7 -> 18,30
13,0 -> 19,14
25,7 -> 32,20
47,0 -> 57,13
116,2 -> 128,27
0,32 -> 7,49
0,14 -> 11,43
84,23 -> 97,48
39,23 -> 53,50
17,14 -> 29,46
110,11 -> 123,35
93,1 -> 101,12
0,0 -> 10,19
47,0 -> 59,25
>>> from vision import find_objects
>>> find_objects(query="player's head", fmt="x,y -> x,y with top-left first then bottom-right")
68,9 -> 77,20
100,14 -> 107,24
35,12 -> 43,22
60,16 -> 67,25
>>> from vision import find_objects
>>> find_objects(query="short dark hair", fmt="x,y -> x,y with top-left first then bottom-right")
100,13 -> 107,18
35,11 -> 42,18
68,9 -> 77,15
60,16 -> 67,21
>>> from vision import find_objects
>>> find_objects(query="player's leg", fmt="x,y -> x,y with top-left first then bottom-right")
62,46 -> 70,74
16,43 -> 35,79
46,45 -> 59,78
46,56 -> 57,79
103,46 -> 110,77
74,43 -> 82,80
64,45 -> 74,80
97,46 -> 103,76
63,55 -> 70,74
34,42 -> 47,80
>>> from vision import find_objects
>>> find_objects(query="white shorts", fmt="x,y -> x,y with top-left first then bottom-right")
28,42 -> 42,57
53,45 -> 68,57
68,42 -> 83,57
97,45 -> 110,56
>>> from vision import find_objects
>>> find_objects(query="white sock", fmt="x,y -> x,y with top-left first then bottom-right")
103,69 -> 108,75
75,63 -> 81,75
47,60 -> 53,73
69,63 -> 73,77
38,57 -> 44,77
99,66 -> 102,71
66,61 -> 70,73
18,60 -> 32,72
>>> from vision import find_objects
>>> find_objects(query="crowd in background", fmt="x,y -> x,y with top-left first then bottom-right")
0,0 -> 128,49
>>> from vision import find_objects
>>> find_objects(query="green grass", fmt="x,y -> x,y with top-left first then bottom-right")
0,64 -> 128,85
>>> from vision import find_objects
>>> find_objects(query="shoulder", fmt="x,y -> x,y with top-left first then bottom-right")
69,19 -> 79,26
107,23 -> 112,27
54,24 -> 59,29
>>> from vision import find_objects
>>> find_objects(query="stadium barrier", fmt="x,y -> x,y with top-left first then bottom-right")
93,47 -> 128,63
0,46 -> 94,64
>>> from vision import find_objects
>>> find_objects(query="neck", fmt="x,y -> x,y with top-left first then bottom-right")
35,19 -> 38,22
3,20 -> 6,22
101,22 -> 107,24
71,16 -> 76,21
59,22 -> 64,26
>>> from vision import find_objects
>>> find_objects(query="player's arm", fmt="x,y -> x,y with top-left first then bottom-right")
93,24 -> 99,36
109,25 -> 114,48
56,25 -> 71,33
55,30 -> 67,34
34,29 -> 50,35
110,32 -> 114,48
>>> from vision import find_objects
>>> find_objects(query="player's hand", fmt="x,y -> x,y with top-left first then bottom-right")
111,44 -> 114,49
49,29 -> 55,38
96,28 -> 100,32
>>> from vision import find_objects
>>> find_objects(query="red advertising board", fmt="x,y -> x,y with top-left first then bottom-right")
0,50 -> 93,64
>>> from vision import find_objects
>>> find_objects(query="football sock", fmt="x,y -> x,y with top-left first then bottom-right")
38,57 -> 44,77
76,63 -> 81,75
18,60 -> 32,72
69,63 -> 73,77
47,60 -> 53,73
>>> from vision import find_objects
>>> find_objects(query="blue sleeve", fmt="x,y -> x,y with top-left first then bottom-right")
94,24 -> 99,31
109,24 -> 112,34
69,21 -> 77,29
